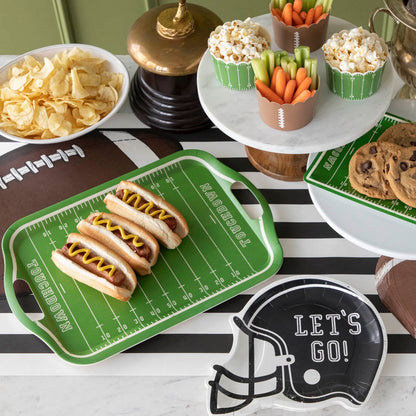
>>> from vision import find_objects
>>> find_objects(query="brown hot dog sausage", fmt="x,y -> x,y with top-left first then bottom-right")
62,243 -> 125,286
115,189 -> 177,231
89,215 -> 152,261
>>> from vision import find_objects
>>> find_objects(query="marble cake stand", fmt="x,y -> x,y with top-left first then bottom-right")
197,14 -> 394,181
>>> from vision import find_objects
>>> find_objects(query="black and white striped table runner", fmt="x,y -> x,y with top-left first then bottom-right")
0,125 -> 414,376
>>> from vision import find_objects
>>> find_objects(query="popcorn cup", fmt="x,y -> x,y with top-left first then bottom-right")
322,27 -> 388,100
256,78 -> 319,131
324,61 -> 387,100
210,56 -> 256,90
269,1 -> 329,53
209,23 -> 271,91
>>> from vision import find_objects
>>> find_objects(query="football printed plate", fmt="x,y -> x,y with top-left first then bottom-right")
2,150 -> 283,365
304,113 -> 415,224
208,276 -> 387,414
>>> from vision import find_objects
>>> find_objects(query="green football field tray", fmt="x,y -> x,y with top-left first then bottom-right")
304,113 -> 416,224
2,149 -> 283,365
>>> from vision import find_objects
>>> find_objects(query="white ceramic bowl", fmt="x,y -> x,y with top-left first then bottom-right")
0,43 -> 129,144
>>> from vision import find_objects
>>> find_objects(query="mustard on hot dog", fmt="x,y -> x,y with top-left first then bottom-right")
104,181 -> 189,249
51,233 -> 137,302
77,212 -> 159,275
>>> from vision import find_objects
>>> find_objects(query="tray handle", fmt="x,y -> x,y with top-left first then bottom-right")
5,277 -> 46,333
223,171 -> 276,241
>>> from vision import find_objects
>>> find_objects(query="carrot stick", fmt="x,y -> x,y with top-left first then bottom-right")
291,89 -> 312,104
292,10 -> 303,26
315,12 -> 328,23
313,4 -> 323,22
271,8 -> 283,21
293,76 -> 312,99
275,69 -> 287,98
300,10 -> 307,20
270,65 -> 282,92
282,2 -> 293,26
293,0 -> 303,14
273,7 -> 282,17
283,79 -> 297,103
304,8 -> 315,25
295,24 -> 308,28
295,67 -> 307,88
255,79 -> 284,104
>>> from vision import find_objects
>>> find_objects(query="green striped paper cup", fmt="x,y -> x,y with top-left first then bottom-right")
211,54 -> 255,90
325,61 -> 386,100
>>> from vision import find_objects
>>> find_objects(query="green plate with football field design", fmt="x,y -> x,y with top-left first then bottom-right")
2,149 -> 282,365
304,113 -> 416,224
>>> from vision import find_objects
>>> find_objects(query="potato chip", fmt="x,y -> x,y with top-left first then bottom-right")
49,69 -> 70,98
0,47 -> 124,139
5,100 -> 34,127
48,113 -> 73,136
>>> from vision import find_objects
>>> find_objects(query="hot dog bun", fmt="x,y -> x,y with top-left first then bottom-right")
77,212 -> 159,275
103,180 -> 189,249
51,233 -> 137,302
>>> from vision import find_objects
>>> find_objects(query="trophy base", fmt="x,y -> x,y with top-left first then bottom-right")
129,67 -> 212,133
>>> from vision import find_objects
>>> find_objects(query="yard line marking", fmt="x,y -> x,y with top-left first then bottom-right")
137,280 -> 161,321
74,282 -> 110,346
177,161 -> 254,275
157,251 -> 193,306
175,248 -> 210,297
102,295 -> 128,337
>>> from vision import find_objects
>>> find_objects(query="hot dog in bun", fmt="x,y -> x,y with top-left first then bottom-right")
51,233 -> 137,302
104,181 -> 189,249
77,212 -> 159,275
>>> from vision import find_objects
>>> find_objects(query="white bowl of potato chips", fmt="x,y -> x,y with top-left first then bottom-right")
0,44 -> 129,144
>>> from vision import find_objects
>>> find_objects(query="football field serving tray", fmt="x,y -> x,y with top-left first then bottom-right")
2,149 -> 282,365
304,113 -> 416,224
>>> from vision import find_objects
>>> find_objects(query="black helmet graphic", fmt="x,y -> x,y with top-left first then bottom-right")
209,276 -> 387,414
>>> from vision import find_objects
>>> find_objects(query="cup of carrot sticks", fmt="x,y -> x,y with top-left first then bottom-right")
270,0 -> 332,53
251,46 -> 319,130
208,18 -> 271,90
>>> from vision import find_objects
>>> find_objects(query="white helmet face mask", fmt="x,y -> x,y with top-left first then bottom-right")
208,276 -> 387,414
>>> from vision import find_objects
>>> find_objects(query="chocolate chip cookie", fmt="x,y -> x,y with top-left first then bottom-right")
348,142 -> 396,199
385,147 -> 416,208
377,122 -> 416,147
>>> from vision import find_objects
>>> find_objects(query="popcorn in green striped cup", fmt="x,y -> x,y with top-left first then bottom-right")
208,18 -> 271,90
322,27 -> 388,100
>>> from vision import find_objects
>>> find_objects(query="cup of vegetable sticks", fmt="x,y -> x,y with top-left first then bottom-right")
270,0 -> 332,53
252,46 -> 319,130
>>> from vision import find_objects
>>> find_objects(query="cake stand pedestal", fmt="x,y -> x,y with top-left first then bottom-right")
245,147 -> 308,181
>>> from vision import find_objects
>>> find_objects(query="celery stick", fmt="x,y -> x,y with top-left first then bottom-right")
273,0 -> 280,8
304,57 -> 318,89
304,57 -> 312,76
274,50 -> 287,67
302,0 -> 314,11
251,58 -> 270,86
261,49 -> 275,78
323,0 -> 333,12
314,0 -> 324,7
287,62 -> 298,80
280,55 -> 294,73
294,46 -> 310,68
279,0 -> 287,9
